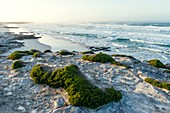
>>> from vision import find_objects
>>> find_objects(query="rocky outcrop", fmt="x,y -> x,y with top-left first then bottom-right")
0,51 -> 170,113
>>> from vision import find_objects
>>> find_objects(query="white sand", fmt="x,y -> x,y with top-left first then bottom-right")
38,35 -> 89,52
1,39 -> 51,56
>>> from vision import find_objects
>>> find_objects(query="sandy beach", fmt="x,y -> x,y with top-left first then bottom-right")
38,35 -> 89,52
0,23 -> 89,56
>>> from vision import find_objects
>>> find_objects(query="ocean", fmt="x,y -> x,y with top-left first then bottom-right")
15,22 -> 170,64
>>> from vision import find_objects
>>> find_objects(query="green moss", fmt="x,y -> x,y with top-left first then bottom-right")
82,52 -> 130,68
30,64 -> 122,109
8,49 -> 42,60
44,49 -> 52,53
81,51 -> 94,54
59,50 -> 73,55
145,78 -> 170,90
148,59 -> 165,68
12,60 -> 23,69
30,64 -> 52,84
82,52 -> 114,63
8,52 -> 23,60
33,52 -> 41,58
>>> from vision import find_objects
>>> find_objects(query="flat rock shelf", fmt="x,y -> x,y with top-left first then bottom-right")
0,50 -> 170,113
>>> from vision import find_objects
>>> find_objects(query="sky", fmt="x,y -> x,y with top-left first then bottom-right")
0,0 -> 170,23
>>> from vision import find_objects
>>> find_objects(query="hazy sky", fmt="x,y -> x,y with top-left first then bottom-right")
0,0 -> 170,23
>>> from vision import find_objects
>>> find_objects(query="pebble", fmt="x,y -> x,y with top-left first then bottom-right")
5,92 -> 13,96
54,97 -> 65,108
31,109 -> 38,113
18,105 -> 26,112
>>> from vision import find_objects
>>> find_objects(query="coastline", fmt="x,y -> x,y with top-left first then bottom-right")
0,22 -> 89,56
0,48 -> 170,113
0,23 -> 170,113
38,35 -> 89,52
1,39 -> 51,56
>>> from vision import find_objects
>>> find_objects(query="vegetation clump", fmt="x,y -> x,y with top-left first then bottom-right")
8,51 -> 23,60
12,60 -> 23,69
148,59 -> 165,68
30,64 -> 52,84
33,52 -> 41,58
81,51 -> 94,54
8,49 -> 42,60
44,49 -> 52,53
145,78 -> 170,90
30,64 -> 122,109
59,49 -> 74,55
82,52 -> 130,68
82,52 -> 114,63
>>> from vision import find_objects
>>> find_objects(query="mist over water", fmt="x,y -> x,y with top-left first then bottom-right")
19,22 -> 170,63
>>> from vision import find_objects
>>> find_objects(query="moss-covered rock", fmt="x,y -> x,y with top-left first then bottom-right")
30,64 -> 52,84
8,49 -> 42,60
8,51 -> 23,60
82,52 -> 130,68
30,49 -> 41,53
145,78 -> 170,90
44,49 -> 52,53
12,60 -> 23,69
82,52 -> 114,63
148,59 -> 165,68
81,51 -> 94,54
30,64 -> 122,109
59,49 -> 73,55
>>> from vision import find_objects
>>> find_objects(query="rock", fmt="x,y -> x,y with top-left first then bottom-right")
165,63 -> 170,69
5,92 -> 13,96
18,78 -> 32,86
70,106 -> 81,113
54,97 -> 65,108
26,102 -> 31,106
88,46 -> 111,52
52,109 -> 63,113
31,109 -> 38,113
3,87 -> 12,92
148,59 -> 165,68
18,105 -> 26,112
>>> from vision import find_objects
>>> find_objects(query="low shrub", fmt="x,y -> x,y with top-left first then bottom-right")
30,64 -> 122,109
8,49 -> 42,60
59,49 -> 73,55
30,64 -> 52,84
82,52 -> 114,63
12,60 -> 23,69
148,59 -> 165,68
44,49 -> 52,53
8,51 -> 23,60
145,78 -> 170,90
82,52 -> 130,68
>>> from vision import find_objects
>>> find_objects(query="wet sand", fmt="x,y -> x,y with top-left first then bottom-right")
38,35 -> 89,52
1,39 -> 51,56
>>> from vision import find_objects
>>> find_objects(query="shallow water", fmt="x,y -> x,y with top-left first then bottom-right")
15,22 -> 170,63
